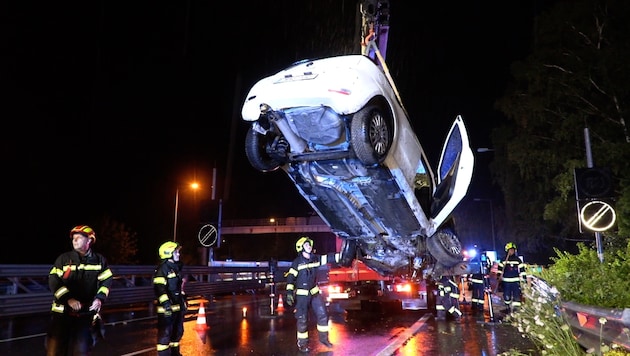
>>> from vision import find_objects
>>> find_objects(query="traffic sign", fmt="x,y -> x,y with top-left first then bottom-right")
579,200 -> 616,232
198,224 -> 218,247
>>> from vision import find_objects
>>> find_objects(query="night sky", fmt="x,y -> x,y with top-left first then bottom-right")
3,1 -> 549,264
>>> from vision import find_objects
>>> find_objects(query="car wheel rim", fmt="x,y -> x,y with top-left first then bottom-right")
369,112 -> 389,156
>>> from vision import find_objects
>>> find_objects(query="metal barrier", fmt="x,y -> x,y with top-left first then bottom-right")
530,276 -> 630,352
0,264 -> 288,317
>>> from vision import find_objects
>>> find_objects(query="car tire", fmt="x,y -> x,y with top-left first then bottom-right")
350,104 -> 393,165
339,239 -> 357,267
244,127 -> 283,172
426,228 -> 464,267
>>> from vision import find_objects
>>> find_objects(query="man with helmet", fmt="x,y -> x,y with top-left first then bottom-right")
497,242 -> 526,313
467,250 -> 492,315
46,225 -> 113,356
153,241 -> 187,356
285,236 -> 340,353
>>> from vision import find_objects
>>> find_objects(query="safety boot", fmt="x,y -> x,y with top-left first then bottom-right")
319,336 -> 333,347
297,341 -> 310,353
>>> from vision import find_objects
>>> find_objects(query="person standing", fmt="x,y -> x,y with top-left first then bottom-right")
153,241 -> 187,356
468,251 -> 492,315
285,236 -> 340,353
435,275 -> 462,321
46,225 -> 114,356
497,242 -> 526,313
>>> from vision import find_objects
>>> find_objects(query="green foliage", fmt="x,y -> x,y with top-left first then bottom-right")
541,242 -> 630,308
491,0 -> 630,255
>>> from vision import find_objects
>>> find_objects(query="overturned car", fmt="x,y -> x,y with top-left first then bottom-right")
241,53 -> 474,279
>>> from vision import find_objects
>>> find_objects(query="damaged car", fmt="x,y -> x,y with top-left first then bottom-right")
241,53 -> 474,279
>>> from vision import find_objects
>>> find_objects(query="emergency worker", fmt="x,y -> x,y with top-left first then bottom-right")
468,251 -> 492,314
497,242 -> 526,313
285,236 -> 340,353
46,225 -> 113,356
435,275 -> 462,321
153,241 -> 187,356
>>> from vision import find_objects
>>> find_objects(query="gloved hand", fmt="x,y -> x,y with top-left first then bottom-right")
286,292 -> 295,307
163,302 -> 172,316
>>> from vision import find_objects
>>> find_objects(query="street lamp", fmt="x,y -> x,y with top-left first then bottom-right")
173,182 -> 199,242
473,198 -> 496,253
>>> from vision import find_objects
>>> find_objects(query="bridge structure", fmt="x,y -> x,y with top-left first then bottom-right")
219,216 -> 334,235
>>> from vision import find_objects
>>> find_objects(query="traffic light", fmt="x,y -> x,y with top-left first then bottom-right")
574,167 -> 616,233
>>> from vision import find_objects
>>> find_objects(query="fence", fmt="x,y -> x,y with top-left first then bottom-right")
0,263 -> 289,317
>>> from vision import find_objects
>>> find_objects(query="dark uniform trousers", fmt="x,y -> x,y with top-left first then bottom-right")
436,276 -> 462,320
295,287 -> 329,346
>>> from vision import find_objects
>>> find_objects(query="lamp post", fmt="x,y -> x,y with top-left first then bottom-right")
473,198 -> 496,253
173,182 -> 199,242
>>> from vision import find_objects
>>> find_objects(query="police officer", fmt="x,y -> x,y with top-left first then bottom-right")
46,225 -> 114,356
497,242 -> 526,313
285,236 -> 340,353
153,241 -> 187,356
436,275 -> 462,321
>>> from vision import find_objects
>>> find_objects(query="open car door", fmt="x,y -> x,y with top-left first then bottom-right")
430,115 -> 475,226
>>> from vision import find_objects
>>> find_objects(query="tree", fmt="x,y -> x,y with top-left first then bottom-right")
492,0 -> 630,257
93,215 -> 139,264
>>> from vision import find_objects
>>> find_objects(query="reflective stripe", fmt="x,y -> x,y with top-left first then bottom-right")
157,344 -> 170,351
317,324 -> 329,332
51,302 -> 65,313
296,289 -> 309,296
297,331 -> 308,339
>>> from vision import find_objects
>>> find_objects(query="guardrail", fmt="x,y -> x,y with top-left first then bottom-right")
0,264 -> 289,317
530,276 -> 630,352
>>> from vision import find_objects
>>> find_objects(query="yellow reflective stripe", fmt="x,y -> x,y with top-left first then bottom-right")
153,277 -> 167,285
158,294 -> 169,303
170,341 -> 180,347
50,267 -> 63,277
297,262 -> 321,270
167,271 -> 176,278
296,289 -> 309,296
157,304 -> 181,313
321,255 -> 328,264
503,277 -> 520,282
97,286 -> 110,296
51,303 -> 65,313
288,268 -> 298,277
297,331 -> 308,339
436,305 -> 445,310
54,286 -> 69,299
310,286 -> 320,295
98,268 -> 113,281
80,264 -> 103,271
157,344 -> 170,351
317,324 -> 329,332
286,284 -> 295,291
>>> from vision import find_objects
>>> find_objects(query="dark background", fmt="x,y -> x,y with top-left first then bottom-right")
2,1 -> 549,264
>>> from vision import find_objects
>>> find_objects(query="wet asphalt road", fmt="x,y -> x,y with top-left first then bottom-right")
0,293 -> 538,356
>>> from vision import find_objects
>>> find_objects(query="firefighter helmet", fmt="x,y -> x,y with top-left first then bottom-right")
70,225 -> 96,242
159,241 -> 181,259
505,242 -> 517,251
295,236 -> 313,252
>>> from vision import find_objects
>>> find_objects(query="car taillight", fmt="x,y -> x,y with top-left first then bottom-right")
328,285 -> 342,294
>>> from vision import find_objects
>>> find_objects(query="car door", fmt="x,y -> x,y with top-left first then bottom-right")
430,115 -> 475,227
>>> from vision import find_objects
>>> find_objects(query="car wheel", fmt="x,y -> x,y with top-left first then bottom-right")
426,228 -> 464,267
244,127 -> 283,172
339,239 -> 357,267
350,104 -> 393,165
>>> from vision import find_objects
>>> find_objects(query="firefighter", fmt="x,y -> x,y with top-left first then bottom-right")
468,251 -> 492,315
45,225 -> 113,356
497,242 -> 526,313
153,241 -> 187,356
436,275 -> 462,321
285,236 -> 340,353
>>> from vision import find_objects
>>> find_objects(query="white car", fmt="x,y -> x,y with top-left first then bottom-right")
241,54 -> 474,278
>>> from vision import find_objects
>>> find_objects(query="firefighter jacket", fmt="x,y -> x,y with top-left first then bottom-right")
497,254 -> 526,283
286,252 -> 339,297
48,249 -> 113,314
153,260 -> 186,313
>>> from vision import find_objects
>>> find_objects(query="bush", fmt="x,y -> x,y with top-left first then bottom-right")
541,242 -> 630,308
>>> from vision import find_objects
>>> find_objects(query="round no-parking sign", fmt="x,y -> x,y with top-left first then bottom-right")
580,200 -> 616,232
198,224 -> 218,247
